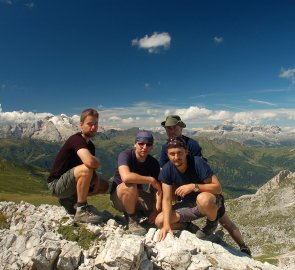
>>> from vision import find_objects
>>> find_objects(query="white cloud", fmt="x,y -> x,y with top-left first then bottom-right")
0,111 -> 53,125
1,104 -> 295,130
25,2 -> 34,8
248,99 -> 276,106
279,67 -> 295,84
132,32 -> 171,53
0,0 -> 13,5
213,36 -> 224,44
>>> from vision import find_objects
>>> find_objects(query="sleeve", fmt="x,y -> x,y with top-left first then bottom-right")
158,163 -> 173,185
70,135 -> 88,153
159,144 -> 168,167
194,156 -> 213,182
117,150 -> 130,167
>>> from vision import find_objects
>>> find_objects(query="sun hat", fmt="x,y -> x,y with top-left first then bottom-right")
135,131 -> 154,144
161,115 -> 186,128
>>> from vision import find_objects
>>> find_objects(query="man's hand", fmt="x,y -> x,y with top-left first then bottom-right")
175,184 -> 194,198
157,226 -> 173,242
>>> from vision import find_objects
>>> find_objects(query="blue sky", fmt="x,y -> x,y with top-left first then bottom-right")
0,0 -> 295,130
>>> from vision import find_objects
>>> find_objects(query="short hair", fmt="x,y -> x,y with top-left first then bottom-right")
80,108 -> 99,122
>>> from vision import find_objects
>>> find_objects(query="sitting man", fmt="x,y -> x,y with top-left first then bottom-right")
155,136 -> 251,256
110,131 -> 162,235
47,108 -> 109,224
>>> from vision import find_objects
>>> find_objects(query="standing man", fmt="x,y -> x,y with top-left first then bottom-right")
155,136 -> 251,256
160,115 -> 203,167
110,131 -> 162,235
48,108 -> 109,224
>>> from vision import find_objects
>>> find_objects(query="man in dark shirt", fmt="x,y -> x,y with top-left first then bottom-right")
48,108 -> 109,224
110,131 -> 162,235
155,136 -> 251,256
159,115 -> 202,167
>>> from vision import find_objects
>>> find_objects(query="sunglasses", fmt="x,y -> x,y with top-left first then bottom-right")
137,142 -> 153,147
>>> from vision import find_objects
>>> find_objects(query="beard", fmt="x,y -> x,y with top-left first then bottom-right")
83,131 -> 97,138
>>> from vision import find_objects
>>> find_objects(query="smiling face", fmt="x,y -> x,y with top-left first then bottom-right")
167,146 -> 188,170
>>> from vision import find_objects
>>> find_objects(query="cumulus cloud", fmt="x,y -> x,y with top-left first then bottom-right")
0,111 -> 53,125
132,32 -> 171,53
213,36 -> 224,44
1,104 -> 295,130
279,67 -> 295,84
248,99 -> 276,106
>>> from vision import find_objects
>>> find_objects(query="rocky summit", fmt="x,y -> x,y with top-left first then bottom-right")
0,201 -> 281,270
225,170 -> 295,269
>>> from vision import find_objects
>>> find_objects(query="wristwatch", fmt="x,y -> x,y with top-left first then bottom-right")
193,184 -> 199,192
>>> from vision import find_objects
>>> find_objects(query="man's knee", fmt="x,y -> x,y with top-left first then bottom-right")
196,192 -> 216,209
155,212 -> 164,228
74,164 -> 94,180
118,183 -> 138,197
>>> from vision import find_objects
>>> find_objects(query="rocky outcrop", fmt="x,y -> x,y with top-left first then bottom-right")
0,201 -> 279,270
255,170 -> 295,195
225,171 -> 295,269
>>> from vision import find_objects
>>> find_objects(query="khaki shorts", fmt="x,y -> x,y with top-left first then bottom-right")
48,168 -> 76,198
110,187 -> 155,216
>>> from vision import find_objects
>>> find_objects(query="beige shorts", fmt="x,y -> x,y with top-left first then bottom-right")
110,187 -> 155,216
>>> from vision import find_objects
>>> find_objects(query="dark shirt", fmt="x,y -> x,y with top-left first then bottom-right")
158,156 -> 213,203
159,135 -> 202,167
47,132 -> 95,183
111,149 -> 160,192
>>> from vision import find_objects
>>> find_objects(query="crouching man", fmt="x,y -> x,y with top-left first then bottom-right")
155,136 -> 251,256
47,108 -> 109,224
110,131 -> 162,235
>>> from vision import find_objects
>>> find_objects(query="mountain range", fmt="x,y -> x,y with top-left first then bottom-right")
1,114 -> 295,146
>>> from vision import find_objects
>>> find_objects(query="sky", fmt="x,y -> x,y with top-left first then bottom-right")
1,0 -> 295,130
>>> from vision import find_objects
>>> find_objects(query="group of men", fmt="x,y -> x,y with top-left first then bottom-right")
47,108 -> 251,256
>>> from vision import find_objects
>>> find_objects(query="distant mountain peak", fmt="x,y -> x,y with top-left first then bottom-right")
255,170 -> 295,195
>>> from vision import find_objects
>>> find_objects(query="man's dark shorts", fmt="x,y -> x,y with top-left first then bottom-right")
174,194 -> 225,223
110,188 -> 155,216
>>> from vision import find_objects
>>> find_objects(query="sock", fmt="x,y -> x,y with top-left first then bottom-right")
77,201 -> 87,209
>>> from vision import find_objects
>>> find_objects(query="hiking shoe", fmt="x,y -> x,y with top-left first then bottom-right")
186,222 -> 200,234
240,243 -> 252,257
74,205 -> 104,224
58,195 -> 77,215
196,218 -> 218,239
127,216 -> 146,236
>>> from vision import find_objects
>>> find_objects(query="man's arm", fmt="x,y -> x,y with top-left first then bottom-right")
77,148 -> 100,169
118,165 -> 162,193
174,174 -> 222,197
157,183 -> 173,241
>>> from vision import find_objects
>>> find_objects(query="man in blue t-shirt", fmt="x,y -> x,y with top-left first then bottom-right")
159,115 -> 202,167
156,136 -> 222,241
155,136 -> 251,256
110,131 -> 162,235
